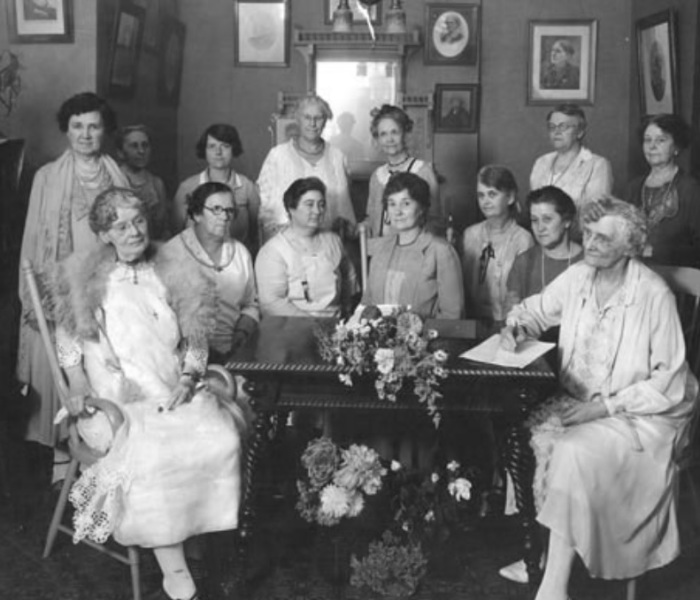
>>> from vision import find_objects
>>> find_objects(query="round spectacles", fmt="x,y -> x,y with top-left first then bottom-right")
204,205 -> 236,218
547,123 -> 577,133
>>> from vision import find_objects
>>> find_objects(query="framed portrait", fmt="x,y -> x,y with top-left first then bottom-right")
107,2 -> 145,99
324,0 -> 381,26
158,18 -> 186,106
635,10 -> 678,116
434,84 -> 479,134
424,3 -> 479,66
6,0 -> 73,43
234,0 -> 290,67
528,20 -> 597,105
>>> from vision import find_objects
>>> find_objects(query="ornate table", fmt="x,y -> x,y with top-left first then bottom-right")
227,316 -> 557,591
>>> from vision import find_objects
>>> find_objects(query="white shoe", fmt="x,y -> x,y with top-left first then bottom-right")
498,559 -> 528,584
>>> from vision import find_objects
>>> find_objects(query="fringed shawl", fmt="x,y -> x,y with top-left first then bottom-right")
54,243 -> 216,348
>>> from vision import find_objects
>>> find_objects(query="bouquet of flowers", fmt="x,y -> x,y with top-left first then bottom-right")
296,437 -> 387,527
317,306 -> 449,426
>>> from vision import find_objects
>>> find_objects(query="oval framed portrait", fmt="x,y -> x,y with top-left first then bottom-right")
425,3 -> 479,66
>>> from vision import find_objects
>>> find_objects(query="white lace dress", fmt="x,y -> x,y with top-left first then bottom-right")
57,263 -> 242,548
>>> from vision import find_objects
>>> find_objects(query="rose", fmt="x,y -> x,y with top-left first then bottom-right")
433,349 -> 448,363
374,348 -> 395,375
397,311 -> 424,336
448,477 -> 472,502
302,437 -> 340,489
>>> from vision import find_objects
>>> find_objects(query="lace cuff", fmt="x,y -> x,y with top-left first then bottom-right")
56,327 -> 83,368
183,343 -> 207,377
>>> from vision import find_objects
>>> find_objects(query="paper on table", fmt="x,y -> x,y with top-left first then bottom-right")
459,334 -> 555,369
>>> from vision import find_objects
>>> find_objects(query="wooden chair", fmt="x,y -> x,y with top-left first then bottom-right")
626,265 -> 700,600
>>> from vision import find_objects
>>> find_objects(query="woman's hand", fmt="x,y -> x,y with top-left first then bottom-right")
561,401 -> 607,426
500,321 -> 528,352
165,374 -> 197,411
63,365 -> 93,417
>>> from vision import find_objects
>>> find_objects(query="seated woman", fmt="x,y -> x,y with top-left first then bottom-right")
173,123 -> 259,252
624,113 -> 700,267
363,171 -> 463,319
161,181 -> 259,363
365,104 -> 442,237
255,176 -> 358,318
116,124 -> 170,240
506,185 -> 582,308
55,188 -> 243,600
462,165 -> 533,321
501,198 -> 697,599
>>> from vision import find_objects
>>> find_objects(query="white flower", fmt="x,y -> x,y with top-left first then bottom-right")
431,472 -> 440,484
427,329 -> 439,340
433,349 -> 448,363
346,491 -> 365,517
424,509 -> 435,522
374,348 -> 395,375
339,373 -> 353,386
448,477 -> 472,502
319,484 -> 351,518
447,460 -> 460,472
362,475 -> 383,495
402,521 -> 410,532
390,460 -> 402,472
435,366 -> 447,377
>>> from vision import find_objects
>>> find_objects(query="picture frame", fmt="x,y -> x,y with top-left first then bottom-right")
158,18 -> 186,106
234,0 -> 290,67
107,1 -> 145,99
324,0 -> 381,26
424,3 -> 479,66
6,0 -> 74,43
434,84 -> 479,134
635,9 -> 678,116
528,19 -> 597,105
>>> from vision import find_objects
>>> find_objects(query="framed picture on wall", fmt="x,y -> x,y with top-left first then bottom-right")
235,0 -> 290,67
158,18 -> 186,106
424,3 -> 479,66
528,20 -> 598,105
324,0 -> 381,26
132,0 -> 160,53
434,84 -> 479,133
107,1 -> 145,99
635,10 -> 678,116
7,0 -> 73,43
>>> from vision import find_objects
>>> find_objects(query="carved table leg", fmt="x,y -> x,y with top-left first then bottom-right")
504,404 -> 542,594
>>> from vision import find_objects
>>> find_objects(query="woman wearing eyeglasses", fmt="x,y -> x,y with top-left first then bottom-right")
462,165 -> 533,321
530,104 -> 612,208
162,182 -> 259,362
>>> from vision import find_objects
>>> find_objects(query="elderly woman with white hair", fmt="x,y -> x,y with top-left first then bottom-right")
500,197 -> 697,599
257,93 -> 356,243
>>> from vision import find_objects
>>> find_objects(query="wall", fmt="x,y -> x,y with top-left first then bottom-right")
480,0 -> 632,210
0,0 -> 97,168
628,0 -> 698,178
178,0 -> 480,228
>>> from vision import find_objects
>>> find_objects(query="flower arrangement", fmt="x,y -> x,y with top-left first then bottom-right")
296,437 -> 387,527
317,306 -> 449,426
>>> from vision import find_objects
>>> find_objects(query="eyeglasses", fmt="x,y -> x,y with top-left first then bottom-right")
478,242 -> 495,284
203,205 -> 236,218
547,123 -> 577,133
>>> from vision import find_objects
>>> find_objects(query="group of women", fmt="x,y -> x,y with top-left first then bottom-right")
14,89 -> 700,600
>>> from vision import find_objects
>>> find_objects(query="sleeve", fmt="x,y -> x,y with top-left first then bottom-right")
507,268 -> 570,337
506,252 -> 527,308
581,156 -> 613,204
365,172 -> 384,237
255,241 -> 310,317
18,166 -> 48,310
436,243 -> 465,318
460,227 -> 480,313
256,148 -> 281,232
604,287 -> 690,416
529,155 -> 547,192
238,245 -> 261,323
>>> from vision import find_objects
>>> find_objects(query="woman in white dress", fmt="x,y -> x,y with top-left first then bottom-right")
257,94 -> 356,243
55,188 -> 243,600
501,198 -> 697,600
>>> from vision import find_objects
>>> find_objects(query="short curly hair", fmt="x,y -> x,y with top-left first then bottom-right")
382,172 -> 430,226
369,104 -> 413,139
89,187 -> 144,234
56,92 -> 118,134
114,124 -> 152,151
283,177 -> 326,212
641,113 -> 691,151
195,123 -> 243,159
295,94 -> 333,122
579,197 -> 647,257
186,181 -> 234,220
526,186 -> 577,225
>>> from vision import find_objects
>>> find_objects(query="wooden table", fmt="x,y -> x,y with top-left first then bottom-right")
227,316 -> 557,591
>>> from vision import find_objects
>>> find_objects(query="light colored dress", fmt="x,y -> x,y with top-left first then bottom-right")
365,159 -> 441,237
529,147 -> 613,207
461,220 -> 533,320
509,260 -> 697,579
161,228 -> 259,357
257,139 -> 356,242
255,229 -> 358,318
57,261 -> 241,548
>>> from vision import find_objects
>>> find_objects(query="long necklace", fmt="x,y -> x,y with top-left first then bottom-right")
541,241 -> 572,289
549,149 -> 579,186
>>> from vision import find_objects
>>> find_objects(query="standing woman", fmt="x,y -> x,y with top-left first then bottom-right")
462,165 -> 533,321
17,92 -> 128,469
530,104 -> 612,208
116,124 -> 170,240
257,94 -> 356,243
624,113 -> 700,267
365,104 -> 442,237
173,123 -> 260,252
